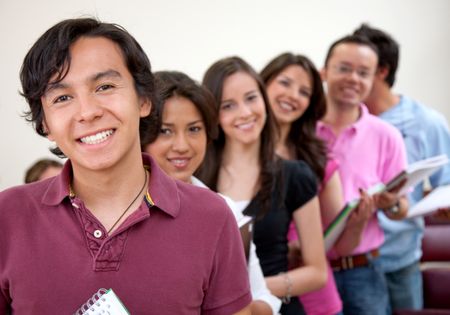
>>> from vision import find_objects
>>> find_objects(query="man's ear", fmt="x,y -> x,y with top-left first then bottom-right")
42,119 -> 54,141
139,97 -> 152,117
376,66 -> 390,81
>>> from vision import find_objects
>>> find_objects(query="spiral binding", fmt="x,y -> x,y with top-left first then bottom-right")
74,288 -> 108,315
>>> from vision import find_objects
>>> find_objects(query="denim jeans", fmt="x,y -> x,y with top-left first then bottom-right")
385,260 -> 423,311
333,259 -> 389,315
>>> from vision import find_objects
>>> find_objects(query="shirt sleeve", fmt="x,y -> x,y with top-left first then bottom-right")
426,111 -> 450,188
247,242 -> 282,314
202,205 -> 252,315
0,192 -> 11,314
284,160 -> 318,213
323,158 -> 339,185
380,126 -> 408,184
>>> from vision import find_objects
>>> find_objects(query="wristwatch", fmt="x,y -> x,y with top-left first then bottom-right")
386,200 -> 400,215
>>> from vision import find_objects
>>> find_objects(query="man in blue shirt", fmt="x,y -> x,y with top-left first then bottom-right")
354,24 -> 450,312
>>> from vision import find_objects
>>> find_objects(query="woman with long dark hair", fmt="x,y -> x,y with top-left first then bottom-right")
261,52 -> 375,315
142,71 -> 281,315
198,56 -> 327,315
262,52 -> 343,315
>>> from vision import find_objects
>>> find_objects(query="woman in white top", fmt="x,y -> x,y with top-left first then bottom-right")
142,70 -> 281,315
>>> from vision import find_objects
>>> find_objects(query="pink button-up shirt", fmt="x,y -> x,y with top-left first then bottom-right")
317,104 -> 407,256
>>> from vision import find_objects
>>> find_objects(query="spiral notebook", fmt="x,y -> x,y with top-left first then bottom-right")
74,288 -> 130,315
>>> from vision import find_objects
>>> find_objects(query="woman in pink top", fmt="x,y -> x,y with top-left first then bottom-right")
261,53 -> 374,315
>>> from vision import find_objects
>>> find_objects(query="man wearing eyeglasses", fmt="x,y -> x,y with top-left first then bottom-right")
317,34 -> 408,315
354,24 -> 450,313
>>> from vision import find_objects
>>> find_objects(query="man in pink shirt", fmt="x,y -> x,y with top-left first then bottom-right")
317,34 -> 408,315
0,18 -> 251,314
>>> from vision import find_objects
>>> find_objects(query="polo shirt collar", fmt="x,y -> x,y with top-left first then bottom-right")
318,103 -> 369,135
351,103 -> 370,132
41,160 -> 73,206
143,153 -> 180,218
41,153 -> 181,218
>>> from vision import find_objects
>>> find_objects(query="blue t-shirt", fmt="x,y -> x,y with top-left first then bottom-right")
377,95 -> 450,272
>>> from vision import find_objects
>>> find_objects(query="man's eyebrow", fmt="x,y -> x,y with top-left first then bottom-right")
44,82 -> 68,95
44,70 -> 123,95
90,69 -> 122,82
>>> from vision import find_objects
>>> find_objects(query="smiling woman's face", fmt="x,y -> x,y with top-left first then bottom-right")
219,71 -> 267,146
145,95 -> 207,183
266,64 -> 312,126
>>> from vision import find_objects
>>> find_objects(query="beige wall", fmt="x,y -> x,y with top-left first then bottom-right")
1,0 -> 449,190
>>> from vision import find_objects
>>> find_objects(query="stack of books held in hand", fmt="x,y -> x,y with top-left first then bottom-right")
324,154 -> 449,251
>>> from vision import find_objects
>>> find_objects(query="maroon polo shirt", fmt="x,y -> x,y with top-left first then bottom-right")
0,154 -> 251,314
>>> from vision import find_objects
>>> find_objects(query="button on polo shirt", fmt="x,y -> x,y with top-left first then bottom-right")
68,188 -> 155,272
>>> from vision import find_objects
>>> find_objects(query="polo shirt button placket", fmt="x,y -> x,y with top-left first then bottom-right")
93,229 -> 103,239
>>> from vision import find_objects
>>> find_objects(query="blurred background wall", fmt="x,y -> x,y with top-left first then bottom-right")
1,0 -> 449,190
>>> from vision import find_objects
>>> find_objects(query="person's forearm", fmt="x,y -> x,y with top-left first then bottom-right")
250,301 -> 273,315
232,304 -> 252,315
334,223 -> 366,256
265,265 -> 327,298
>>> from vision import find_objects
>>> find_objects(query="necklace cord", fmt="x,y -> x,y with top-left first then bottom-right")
107,169 -> 148,235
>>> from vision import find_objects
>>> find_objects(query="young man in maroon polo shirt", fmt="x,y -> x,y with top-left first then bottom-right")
0,18 -> 251,314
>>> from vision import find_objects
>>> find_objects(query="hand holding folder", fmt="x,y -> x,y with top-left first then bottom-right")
323,183 -> 385,251
384,154 -> 449,195
323,154 -> 449,251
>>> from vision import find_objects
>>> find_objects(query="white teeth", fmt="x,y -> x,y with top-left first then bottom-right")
343,87 -> 357,93
170,159 -> 188,167
279,101 -> 295,111
80,129 -> 114,145
237,121 -> 255,130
